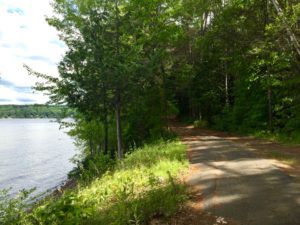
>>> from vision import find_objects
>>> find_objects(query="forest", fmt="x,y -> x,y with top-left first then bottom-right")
1,0 -> 299,224
0,105 -> 74,118
26,0 -> 300,157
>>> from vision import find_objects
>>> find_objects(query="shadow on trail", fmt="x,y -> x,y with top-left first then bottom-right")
171,123 -> 300,225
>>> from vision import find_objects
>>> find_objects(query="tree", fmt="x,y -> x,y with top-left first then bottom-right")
27,0 -> 184,159
27,0 -> 300,157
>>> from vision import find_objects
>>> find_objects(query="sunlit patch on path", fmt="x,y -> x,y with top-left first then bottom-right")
171,123 -> 300,225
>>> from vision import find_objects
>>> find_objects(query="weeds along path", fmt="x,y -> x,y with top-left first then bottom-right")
170,123 -> 300,225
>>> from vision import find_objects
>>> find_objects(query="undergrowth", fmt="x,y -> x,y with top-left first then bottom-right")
253,130 -> 300,145
2,140 -> 188,225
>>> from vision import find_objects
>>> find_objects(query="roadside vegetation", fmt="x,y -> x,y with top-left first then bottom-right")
0,140 -> 188,225
193,118 -> 300,167
253,130 -> 300,146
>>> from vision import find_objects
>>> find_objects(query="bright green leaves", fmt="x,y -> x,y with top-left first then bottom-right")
28,0 -> 300,149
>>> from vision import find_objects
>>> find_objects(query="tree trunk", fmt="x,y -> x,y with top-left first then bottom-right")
225,71 -> 229,105
199,108 -> 203,121
264,0 -> 273,132
89,138 -> 94,156
114,0 -> 123,159
224,49 -> 229,106
103,80 -> 109,155
268,87 -> 273,131
115,93 -> 123,159
270,0 -> 300,57
103,109 -> 108,155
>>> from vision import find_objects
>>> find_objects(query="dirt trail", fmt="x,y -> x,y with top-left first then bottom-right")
171,123 -> 300,225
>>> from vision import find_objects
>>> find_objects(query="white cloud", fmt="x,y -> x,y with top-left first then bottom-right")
0,0 -> 67,105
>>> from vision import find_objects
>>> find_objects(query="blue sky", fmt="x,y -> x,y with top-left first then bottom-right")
0,0 -> 67,105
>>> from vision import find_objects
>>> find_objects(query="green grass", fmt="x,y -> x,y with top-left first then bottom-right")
242,130 -> 300,145
7,140 -> 188,225
193,120 -> 208,129
253,131 -> 300,166
191,119 -> 300,167
266,151 -> 298,166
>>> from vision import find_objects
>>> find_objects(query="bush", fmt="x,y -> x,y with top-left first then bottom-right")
26,140 -> 188,225
193,120 -> 208,128
69,154 -> 115,184
0,188 -> 35,225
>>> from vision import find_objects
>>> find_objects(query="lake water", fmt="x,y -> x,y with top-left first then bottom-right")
0,119 -> 77,196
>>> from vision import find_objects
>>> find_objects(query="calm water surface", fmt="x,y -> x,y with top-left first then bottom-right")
0,119 -> 77,195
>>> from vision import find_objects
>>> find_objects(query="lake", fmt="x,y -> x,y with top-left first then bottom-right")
0,119 -> 77,196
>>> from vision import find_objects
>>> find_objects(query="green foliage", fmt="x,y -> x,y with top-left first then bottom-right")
14,140 -> 187,225
69,154 -> 115,184
193,120 -> 208,129
86,173 -> 186,225
254,130 -> 300,145
170,0 -> 300,142
27,0 -> 187,158
23,0 -> 300,148
0,188 -> 35,225
68,116 -> 117,156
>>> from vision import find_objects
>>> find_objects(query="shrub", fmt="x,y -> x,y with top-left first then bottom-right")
193,120 -> 208,128
0,188 -> 35,225
69,154 -> 115,184
27,140 -> 188,225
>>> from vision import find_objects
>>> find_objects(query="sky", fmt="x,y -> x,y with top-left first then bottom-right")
0,0 -> 67,105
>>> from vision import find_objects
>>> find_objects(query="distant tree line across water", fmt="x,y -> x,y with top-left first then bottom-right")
0,105 -> 74,118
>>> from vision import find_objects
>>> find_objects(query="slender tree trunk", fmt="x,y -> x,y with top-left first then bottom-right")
270,0 -> 300,56
103,108 -> 108,155
102,78 -> 109,155
264,0 -> 273,132
221,0 -> 226,7
224,49 -> 229,106
268,87 -> 273,131
161,64 -> 167,119
114,0 -> 123,159
89,138 -> 94,156
225,71 -> 229,105
265,0 -> 273,131
115,92 -> 123,159
199,108 -> 202,121
96,119 -> 102,155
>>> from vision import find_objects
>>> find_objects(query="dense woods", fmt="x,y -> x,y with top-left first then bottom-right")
27,0 -> 300,156
0,105 -> 73,118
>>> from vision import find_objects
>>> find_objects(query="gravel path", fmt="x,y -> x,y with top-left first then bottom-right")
172,124 -> 300,225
